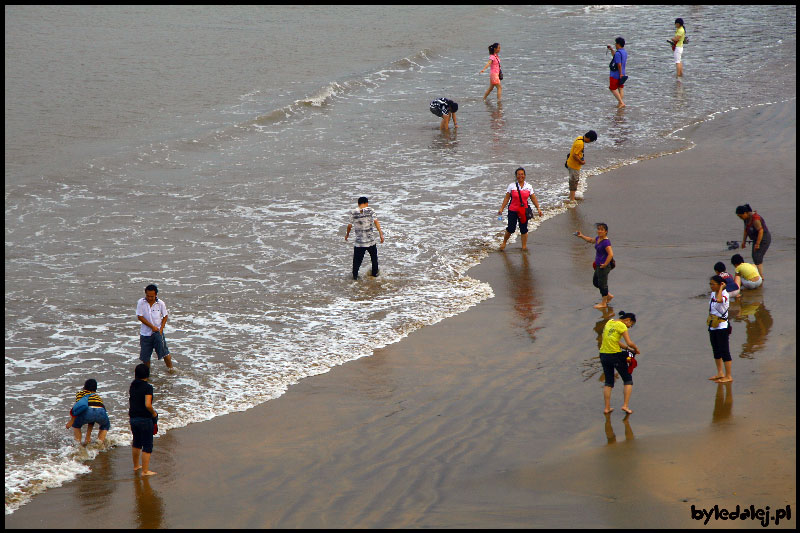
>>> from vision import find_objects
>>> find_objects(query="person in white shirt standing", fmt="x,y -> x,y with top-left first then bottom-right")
136,284 -> 174,371
707,275 -> 731,383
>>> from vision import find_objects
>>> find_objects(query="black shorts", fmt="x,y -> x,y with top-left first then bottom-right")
506,210 -> 528,234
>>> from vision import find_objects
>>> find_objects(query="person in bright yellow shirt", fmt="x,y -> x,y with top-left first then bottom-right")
731,253 -> 762,290
565,130 -> 597,202
670,18 -> 686,77
599,311 -> 640,415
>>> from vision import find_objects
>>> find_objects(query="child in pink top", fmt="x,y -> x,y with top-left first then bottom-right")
480,43 -> 502,101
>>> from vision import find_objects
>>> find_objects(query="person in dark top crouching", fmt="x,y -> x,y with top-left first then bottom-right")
130,363 -> 158,476
430,97 -> 459,130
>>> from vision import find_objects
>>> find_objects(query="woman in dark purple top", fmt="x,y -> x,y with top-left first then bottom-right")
575,222 -> 615,308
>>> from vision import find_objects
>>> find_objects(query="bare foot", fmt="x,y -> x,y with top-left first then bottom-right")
593,303 -> 608,309
141,470 -> 157,476
604,408 -> 614,414
134,466 -> 142,472
716,377 -> 733,383
607,294 -> 614,303
708,375 -> 723,381
499,245 -> 506,251
617,103 -> 626,108
621,406 -> 633,414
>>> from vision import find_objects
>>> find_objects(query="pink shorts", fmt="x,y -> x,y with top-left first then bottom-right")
490,73 -> 501,85
609,76 -> 624,91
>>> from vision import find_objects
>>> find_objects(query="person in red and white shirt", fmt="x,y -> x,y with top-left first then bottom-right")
497,167 -> 543,251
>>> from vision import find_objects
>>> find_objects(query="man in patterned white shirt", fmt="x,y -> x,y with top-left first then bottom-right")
136,284 -> 174,370
345,197 -> 384,280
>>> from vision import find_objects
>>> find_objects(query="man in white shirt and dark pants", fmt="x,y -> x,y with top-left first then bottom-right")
136,284 -> 174,370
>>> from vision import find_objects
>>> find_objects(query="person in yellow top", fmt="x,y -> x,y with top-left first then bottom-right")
731,253 -> 762,290
669,18 -> 686,77
599,311 -> 640,414
565,130 -> 597,202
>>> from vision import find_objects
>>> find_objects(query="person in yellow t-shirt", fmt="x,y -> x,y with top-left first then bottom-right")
565,130 -> 597,202
599,311 -> 640,415
731,253 -> 762,290
669,18 -> 686,77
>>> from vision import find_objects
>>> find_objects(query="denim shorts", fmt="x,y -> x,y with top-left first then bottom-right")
140,332 -> 169,362
73,407 -> 111,431
130,417 -> 154,453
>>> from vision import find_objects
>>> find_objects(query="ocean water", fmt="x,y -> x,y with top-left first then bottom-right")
4,5 -> 796,513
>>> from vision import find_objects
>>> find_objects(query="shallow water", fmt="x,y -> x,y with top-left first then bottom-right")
4,5 -> 796,513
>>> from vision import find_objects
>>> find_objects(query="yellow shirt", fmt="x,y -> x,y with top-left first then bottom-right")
735,262 -> 760,281
674,27 -> 685,47
567,136 -> 585,170
600,319 -> 628,353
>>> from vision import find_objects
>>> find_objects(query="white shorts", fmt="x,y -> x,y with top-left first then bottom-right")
674,46 -> 683,64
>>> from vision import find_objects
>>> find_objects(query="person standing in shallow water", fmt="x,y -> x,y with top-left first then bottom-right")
497,167 -> 543,251
345,197 -> 384,280
480,42 -> 502,101
607,37 -> 627,108
136,284 -> 174,371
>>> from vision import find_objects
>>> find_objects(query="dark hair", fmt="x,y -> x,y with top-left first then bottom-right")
134,363 -> 150,380
489,43 -> 500,55
710,275 -> 725,285
735,204 -> 752,215
585,130 -> 597,142
83,378 -> 97,392
675,18 -> 684,27
515,167 -> 526,178
714,261 -> 726,273
731,254 -> 744,266
615,37 -> 625,47
618,310 -> 636,323
596,222 -> 608,232
357,196 -> 369,206
449,101 -> 458,114
145,284 -> 158,294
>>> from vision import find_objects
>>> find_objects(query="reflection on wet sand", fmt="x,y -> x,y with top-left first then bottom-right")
76,446 -> 115,513
604,412 -> 635,444
500,251 -> 540,341
730,297 -> 773,359
133,476 -> 164,529
581,307 -> 616,382
711,382 -> 733,424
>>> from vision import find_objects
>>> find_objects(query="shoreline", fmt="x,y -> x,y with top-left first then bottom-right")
6,100 -> 796,528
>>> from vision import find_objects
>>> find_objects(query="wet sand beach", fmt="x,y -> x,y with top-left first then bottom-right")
6,101 -> 795,528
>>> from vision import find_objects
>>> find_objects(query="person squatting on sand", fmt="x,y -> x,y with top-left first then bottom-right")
565,130 -> 598,202
129,363 -> 158,476
707,275 -> 733,383
731,253 -> 763,291
65,378 -> 110,447
607,37 -> 628,108
345,196 -> 384,280
430,97 -> 459,130
599,311 -> 640,414
575,223 -> 615,309
736,204 -> 771,280
136,284 -> 174,371
714,261 -> 740,299
498,167 -> 543,251
480,42 -> 502,101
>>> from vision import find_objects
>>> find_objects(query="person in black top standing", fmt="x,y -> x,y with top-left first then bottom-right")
129,363 -> 158,476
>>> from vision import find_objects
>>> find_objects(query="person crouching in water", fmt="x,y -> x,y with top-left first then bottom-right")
599,311 -> 640,414
430,98 -> 458,130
